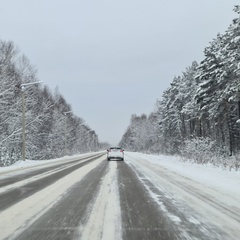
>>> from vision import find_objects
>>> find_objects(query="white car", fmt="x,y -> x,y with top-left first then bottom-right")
107,147 -> 124,161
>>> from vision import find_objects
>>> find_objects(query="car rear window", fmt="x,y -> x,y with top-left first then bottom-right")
110,147 -> 121,150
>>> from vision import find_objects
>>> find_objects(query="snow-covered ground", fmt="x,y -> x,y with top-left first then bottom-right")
1,151 -> 240,239
0,152 -> 100,176
0,153 -> 106,240
126,152 -> 240,200
126,152 -> 240,239
79,161 -> 122,240
3,151 -> 239,194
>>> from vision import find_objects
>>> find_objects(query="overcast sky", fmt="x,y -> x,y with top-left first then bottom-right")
0,0 -> 239,145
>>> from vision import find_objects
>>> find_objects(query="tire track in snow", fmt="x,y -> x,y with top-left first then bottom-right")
118,160 -> 178,240
0,153 -> 104,188
15,159 -> 108,240
79,161 -> 122,240
0,157 -> 94,195
125,154 -> 236,239
0,155 -> 105,240
0,154 -> 102,211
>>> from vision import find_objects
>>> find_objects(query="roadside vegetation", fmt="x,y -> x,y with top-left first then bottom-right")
120,6 -> 240,170
0,41 -> 100,166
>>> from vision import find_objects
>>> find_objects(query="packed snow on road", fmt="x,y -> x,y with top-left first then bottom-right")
0,151 -> 239,239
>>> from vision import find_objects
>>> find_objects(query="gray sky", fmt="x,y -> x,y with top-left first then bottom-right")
0,0 -> 239,145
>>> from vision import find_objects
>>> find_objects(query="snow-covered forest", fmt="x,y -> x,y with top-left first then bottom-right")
120,6 -> 240,169
0,41 -> 100,166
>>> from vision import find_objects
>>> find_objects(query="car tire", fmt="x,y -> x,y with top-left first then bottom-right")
107,158 -> 110,161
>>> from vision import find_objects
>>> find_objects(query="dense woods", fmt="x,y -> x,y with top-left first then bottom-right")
0,41 -> 100,166
120,6 -> 240,168
2,6 -> 240,168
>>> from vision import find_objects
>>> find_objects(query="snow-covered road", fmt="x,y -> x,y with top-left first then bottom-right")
0,151 -> 239,239
125,152 -> 240,240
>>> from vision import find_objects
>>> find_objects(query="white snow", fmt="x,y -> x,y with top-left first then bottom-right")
233,36 -> 240,43
0,157 -> 94,195
125,152 -> 240,239
0,152 -> 97,175
80,161 -> 122,240
1,151 -> 240,239
127,152 -> 240,199
0,154 -> 106,240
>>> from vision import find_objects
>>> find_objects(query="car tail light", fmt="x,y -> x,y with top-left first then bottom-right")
120,150 -> 123,152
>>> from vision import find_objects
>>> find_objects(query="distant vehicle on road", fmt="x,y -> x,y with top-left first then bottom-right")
107,147 -> 124,161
